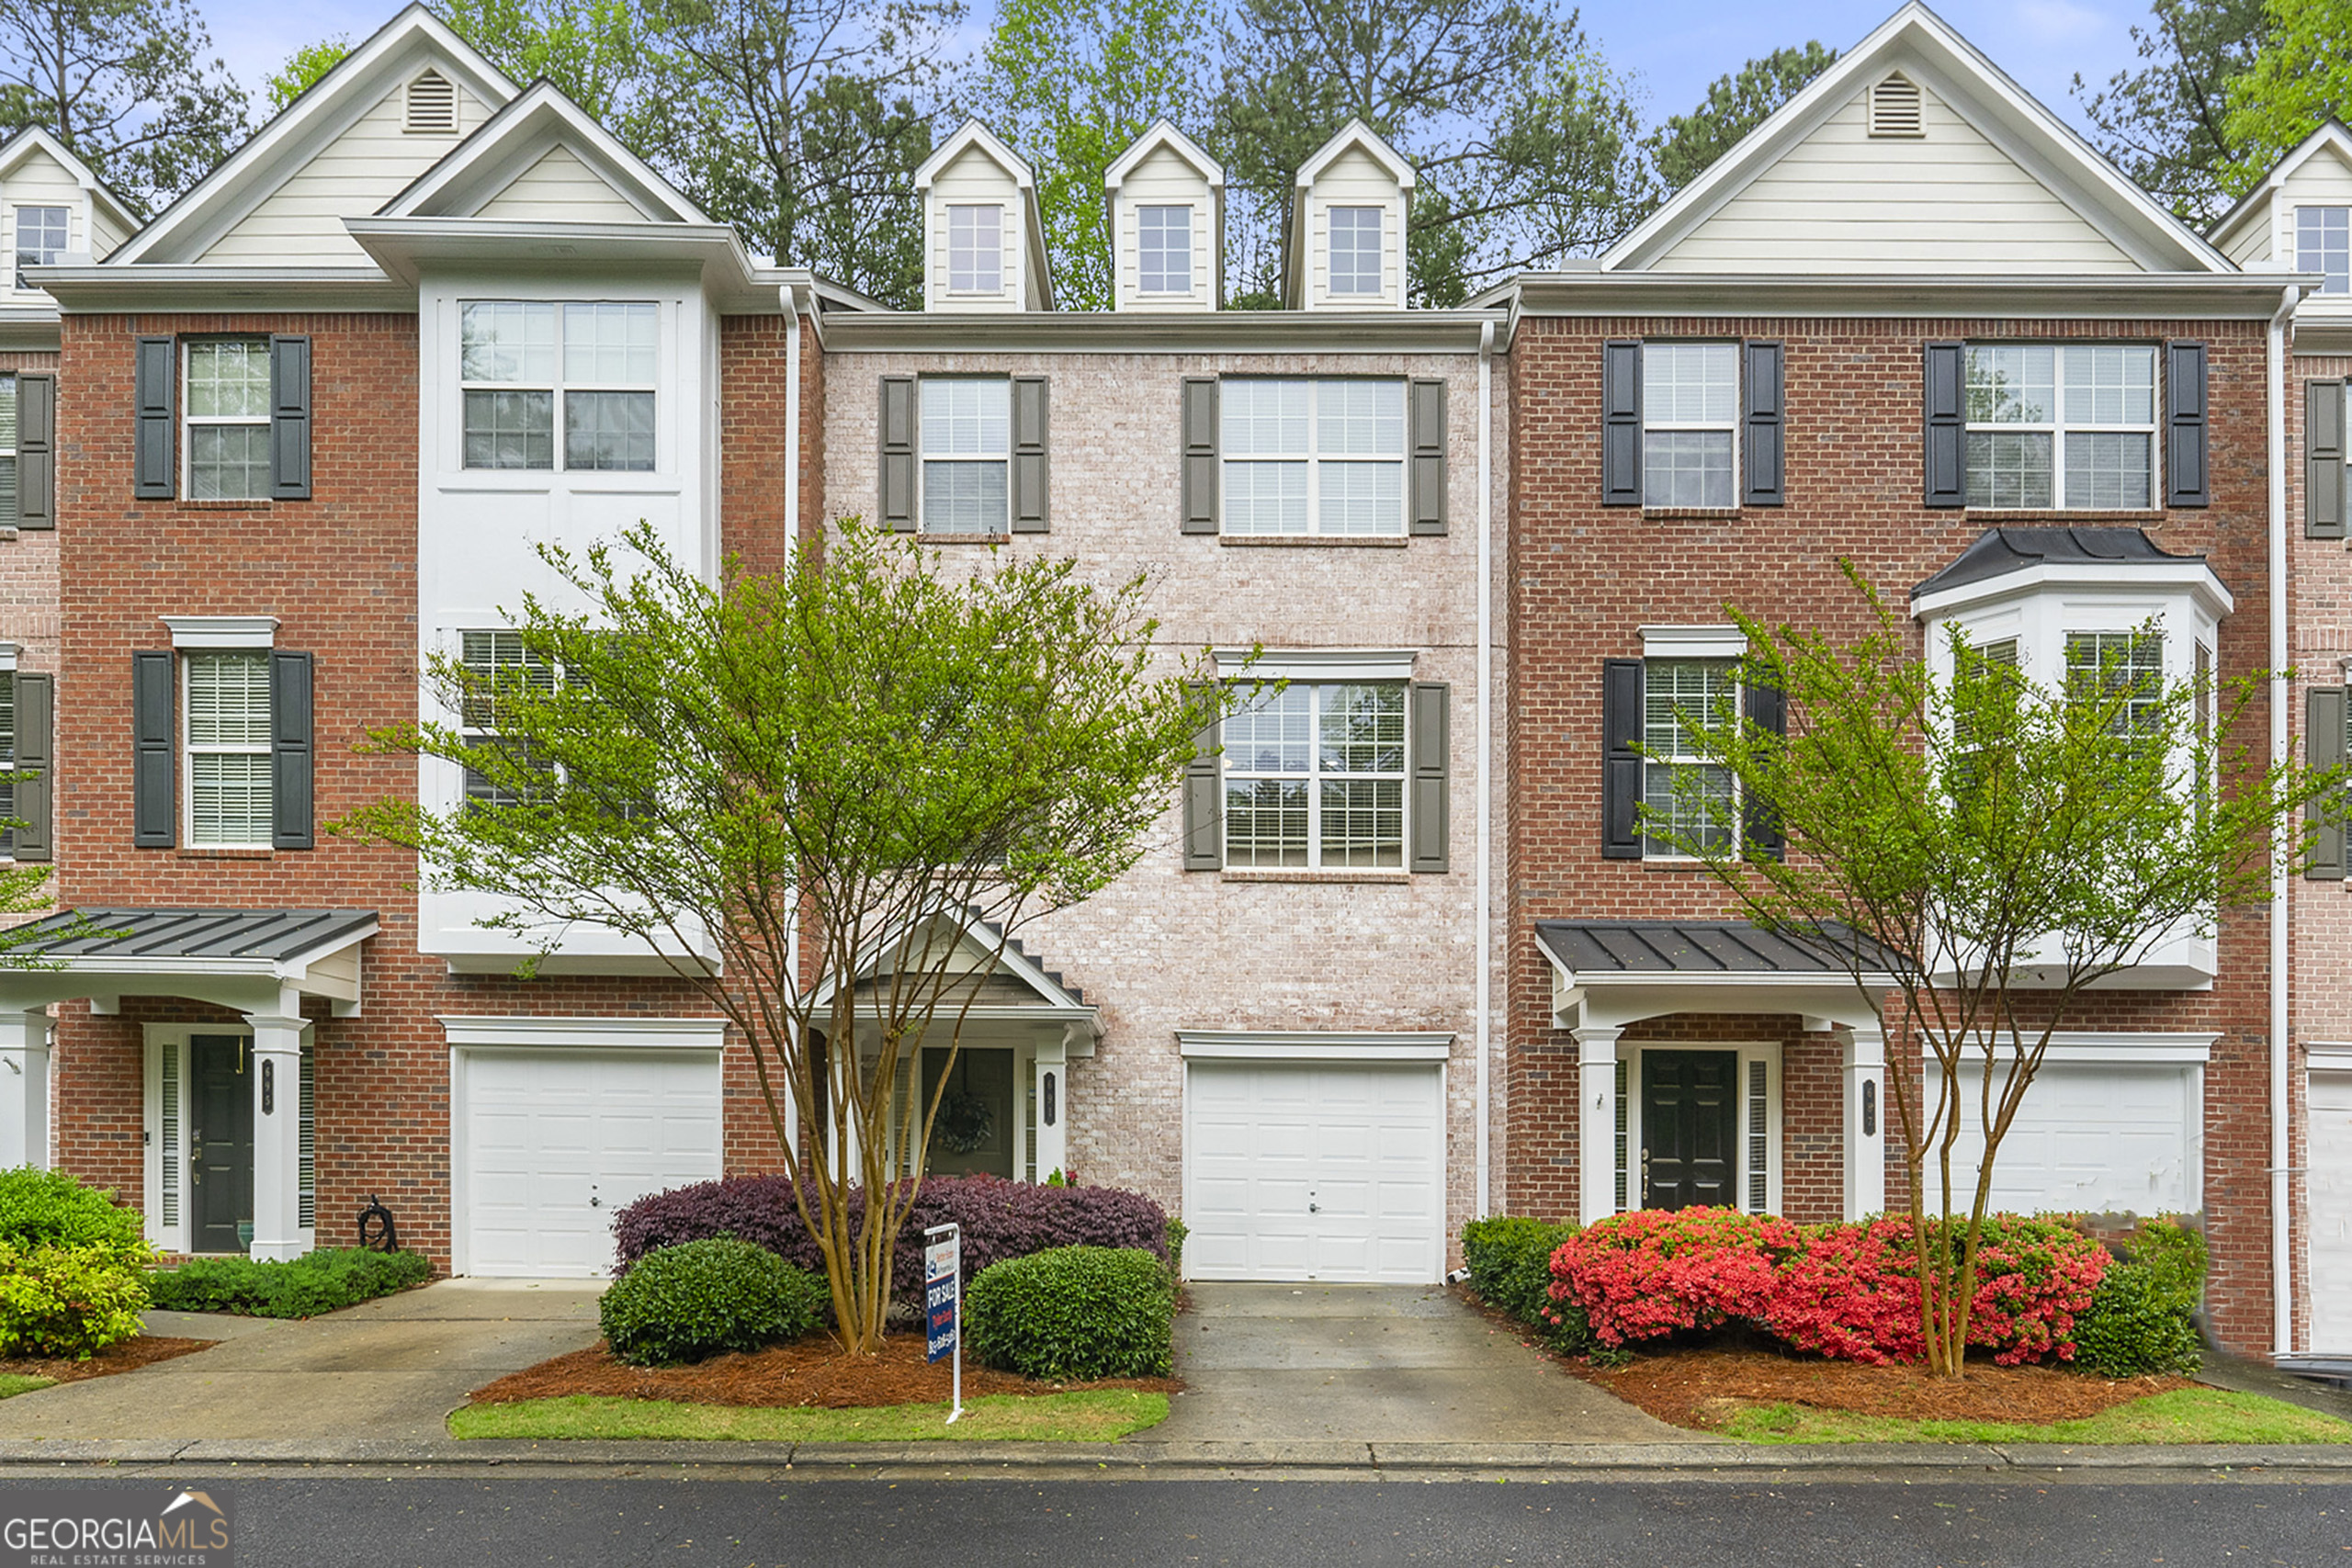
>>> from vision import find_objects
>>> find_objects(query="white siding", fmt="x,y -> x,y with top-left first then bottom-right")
2282,151 -> 2352,269
1114,144 -> 1216,310
477,145 -> 650,223
926,146 -> 1026,311
1304,146 -> 1405,310
1650,82 -> 2140,274
2220,203 -> 2274,266
199,78 -> 493,264
2,144 -> 104,301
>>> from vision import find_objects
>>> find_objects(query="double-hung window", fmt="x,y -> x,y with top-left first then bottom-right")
460,300 -> 657,471
2301,207 -> 2350,297
1642,659 -> 1736,855
2065,629 -> 2164,737
1138,205 -> 1192,294
184,652 -> 273,847
13,205 -> 65,290
0,374 -> 14,519
1964,344 -> 2156,509
948,205 -> 1003,294
1224,682 -> 1406,868
184,339 -> 273,501
458,630 -> 554,810
1328,207 -> 1383,297
1222,378 -> 1405,536
1644,344 -> 1738,507
921,378 -> 1010,533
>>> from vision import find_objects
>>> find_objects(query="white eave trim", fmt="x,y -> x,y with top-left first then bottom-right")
1214,648 -> 1416,682
164,615 -> 279,649
1105,120 -> 1225,190
1640,625 -> 1747,660
820,309 -> 1501,354
1482,273 -> 2318,319
1177,1030 -> 1453,1062
31,265 -> 412,313
2025,1031 -> 2218,1066
439,1015 -> 729,1050
1910,559 -> 2236,621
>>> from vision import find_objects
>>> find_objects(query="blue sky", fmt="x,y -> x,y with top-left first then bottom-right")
201,0 -> 2150,139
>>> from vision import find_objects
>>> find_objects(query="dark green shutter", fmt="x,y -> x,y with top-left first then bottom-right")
14,373 -> 53,530
2165,341 -> 2208,508
1409,682 -> 1450,873
1602,659 -> 1644,859
1743,674 -> 1784,862
878,376 -> 917,531
1010,375 -> 1048,533
133,651 -> 175,846
1743,341 -> 1784,507
1408,378 -> 1447,536
134,336 -> 175,499
2310,380 -> 2346,540
1924,342 -> 1965,508
11,671 -> 51,862
270,335 -> 311,501
1181,377 -> 1219,534
1601,341 -> 1642,506
1182,681 -> 1222,869
2308,685 -> 2347,880
271,650 -> 313,851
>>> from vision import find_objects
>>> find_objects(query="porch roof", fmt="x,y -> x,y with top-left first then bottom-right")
0,908 -> 379,1017
1534,919 -> 1894,1033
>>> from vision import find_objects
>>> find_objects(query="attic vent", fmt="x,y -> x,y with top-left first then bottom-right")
405,70 -> 458,135
1868,73 -> 1924,138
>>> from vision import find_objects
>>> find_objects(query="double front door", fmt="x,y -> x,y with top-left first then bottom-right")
190,1033 -> 254,1254
1640,1049 -> 1739,1211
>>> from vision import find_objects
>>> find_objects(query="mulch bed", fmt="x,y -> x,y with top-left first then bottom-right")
469,1333 -> 1182,1410
0,1336 -> 215,1386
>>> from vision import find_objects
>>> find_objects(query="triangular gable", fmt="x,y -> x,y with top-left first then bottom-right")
914,120 -> 1035,194
0,128 -> 137,240
379,81 -> 708,224
812,908 -> 1090,1016
2211,119 -> 2352,263
114,5 -> 516,265
1609,1 -> 2228,276
1105,120 -> 1223,191
1295,118 -> 1415,191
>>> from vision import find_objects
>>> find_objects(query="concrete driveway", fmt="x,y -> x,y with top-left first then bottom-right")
1151,1283 -> 1683,1444
0,1279 -> 605,1443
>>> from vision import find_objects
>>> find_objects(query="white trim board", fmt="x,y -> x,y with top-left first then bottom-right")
1175,1030 -> 1453,1062
437,1015 -> 728,1050
1213,648 -> 1417,682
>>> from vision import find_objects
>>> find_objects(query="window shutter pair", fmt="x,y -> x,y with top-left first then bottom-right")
877,376 -> 1048,533
10,672 -> 52,861
2309,685 -> 2348,880
12,375 -> 54,529
1599,660 -> 1783,860
2310,380 -> 2346,540
130,649 -> 313,850
1925,340 -> 2211,508
1177,378 -> 1449,535
1601,341 -> 1784,507
132,336 -> 312,500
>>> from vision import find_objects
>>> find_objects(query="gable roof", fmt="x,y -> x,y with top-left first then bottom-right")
1604,1 -> 2230,275
1295,118 -> 1415,191
0,128 -> 137,235
808,905 -> 1096,1027
2210,118 -> 2352,254
377,79 -> 708,223
914,119 -> 1035,193
111,4 -> 517,265
1104,119 -> 1223,192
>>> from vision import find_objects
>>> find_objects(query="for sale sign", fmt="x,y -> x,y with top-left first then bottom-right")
925,1231 -> 959,1363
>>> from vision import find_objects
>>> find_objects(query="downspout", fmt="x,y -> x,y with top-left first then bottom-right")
2270,283 -> 2295,1357
783,284 -> 806,1166
1476,317 -> 1496,1219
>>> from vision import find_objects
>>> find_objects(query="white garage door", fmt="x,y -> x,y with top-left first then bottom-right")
1184,1060 -> 1444,1283
1951,1061 -> 2198,1214
458,1049 -> 723,1278
2310,1069 -> 2352,1353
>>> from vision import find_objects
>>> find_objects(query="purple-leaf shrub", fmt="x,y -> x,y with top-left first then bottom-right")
612,1173 -> 1169,1310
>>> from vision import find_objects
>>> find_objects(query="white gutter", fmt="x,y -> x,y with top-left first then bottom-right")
1476,318 -> 1495,1218
2270,282 -> 2296,1356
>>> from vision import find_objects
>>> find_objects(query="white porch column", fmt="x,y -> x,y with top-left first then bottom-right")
0,1010 -> 50,1169
1843,1024 -> 1886,1220
1033,1038 -> 1068,1183
1575,1026 -> 1623,1224
247,1012 -> 309,1261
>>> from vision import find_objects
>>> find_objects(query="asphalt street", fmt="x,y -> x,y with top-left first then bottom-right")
8,1475 -> 2347,1567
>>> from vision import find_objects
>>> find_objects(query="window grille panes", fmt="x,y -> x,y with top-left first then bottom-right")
564,390 -> 655,471
0,374 -> 15,526
1614,1058 -> 1629,1212
461,300 -> 557,383
561,301 -> 657,384
13,205 -> 65,289
1329,207 -> 1383,296
460,630 -> 554,809
160,1041 -> 181,1227
1642,659 -> 1736,855
1222,379 -> 1405,536
920,378 -> 1011,533
185,339 -> 273,500
1138,205 -> 1191,294
1224,682 -> 1406,868
186,652 -> 274,846
1747,1059 -> 1769,1213
2301,207 -> 2350,296
948,205 -> 1003,293
1964,344 -> 2155,509
2065,629 -> 2164,737
1642,343 -> 1737,507
462,300 -> 656,470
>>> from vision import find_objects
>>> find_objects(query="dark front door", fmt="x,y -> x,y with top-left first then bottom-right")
920,1047 -> 1015,1179
190,1034 -> 254,1254
1641,1050 -> 1739,1210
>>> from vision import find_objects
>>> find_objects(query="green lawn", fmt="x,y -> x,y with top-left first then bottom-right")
449,1390 -> 1169,1443
0,1374 -> 53,1401
1720,1388 -> 2352,1445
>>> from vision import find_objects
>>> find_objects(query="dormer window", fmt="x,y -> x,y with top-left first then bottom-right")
14,205 -> 65,288
1329,207 -> 1383,297
1868,73 -> 1924,138
405,70 -> 458,135
1139,206 -> 1192,294
2301,207 -> 2349,295
948,205 -> 1003,294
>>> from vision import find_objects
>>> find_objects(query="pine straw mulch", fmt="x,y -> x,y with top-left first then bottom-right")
1454,1286 -> 2190,1433
468,1331 -> 1183,1410
0,1335 -> 215,1386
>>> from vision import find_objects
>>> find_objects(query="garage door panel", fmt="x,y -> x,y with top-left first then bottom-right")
2311,1070 -> 2352,1352
1952,1063 -> 2196,1214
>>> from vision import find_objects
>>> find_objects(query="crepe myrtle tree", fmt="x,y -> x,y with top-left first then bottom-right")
345,520 -> 1227,1354
1644,562 -> 2333,1377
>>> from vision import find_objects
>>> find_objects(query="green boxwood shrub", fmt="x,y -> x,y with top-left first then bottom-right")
148,1247 -> 431,1318
1462,1215 -> 1592,1353
599,1237 -> 827,1366
0,1169 -> 157,1359
0,1168 -> 148,1258
965,1245 -> 1173,1381
2074,1217 -> 2206,1377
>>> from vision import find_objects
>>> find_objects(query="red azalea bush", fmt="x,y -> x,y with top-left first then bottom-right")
1550,1207 -> 1803,1347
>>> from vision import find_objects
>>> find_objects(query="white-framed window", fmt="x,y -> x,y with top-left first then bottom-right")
184,338 -> 272,501
1964,344 -> 2157,510
1138,204 -> 1192,294
947,204 -> 1004,294
459,300 -> 657,472
1222,378 -> 1405,536
1224,682 -> 1407,869
2065,628 -> 2164,736
920,378 -> 1010,534
184,650 -> 273,847
458,630 -> 553,810
1642,657 -> 1736,856
13,205 -> 66,289
0,373 -> 15,519
1643,343 -> 1738,507
2301,206 -> 2350,296
1329,206 -> 1383,297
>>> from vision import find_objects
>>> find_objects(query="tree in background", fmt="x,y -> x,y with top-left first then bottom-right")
2220,0 -> 2351,195
0,0 -> 248,214
266,38 -> 351,113
2072,0 -> 2268,226
438,0 -> 650,125
1648,42 -> 1837,196
973,0 -> 1210,310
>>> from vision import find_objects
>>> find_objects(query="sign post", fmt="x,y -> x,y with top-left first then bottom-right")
923,1222 -> 963,1424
